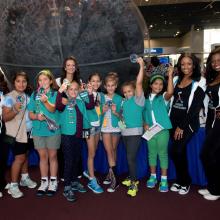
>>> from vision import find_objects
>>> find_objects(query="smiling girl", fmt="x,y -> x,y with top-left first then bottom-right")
2,71 -> 36,198
120,57 -> 145,197
144,66 -> 174,193
83,73 -> 104,194
28,70 -> 61,197
56,80 -> 90,202
101,72 -> 122,192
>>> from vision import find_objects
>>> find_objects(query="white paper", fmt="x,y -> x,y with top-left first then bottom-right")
142,123 -> 164,141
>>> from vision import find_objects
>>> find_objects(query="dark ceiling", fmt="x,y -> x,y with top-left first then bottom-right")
139,1 -> 220,38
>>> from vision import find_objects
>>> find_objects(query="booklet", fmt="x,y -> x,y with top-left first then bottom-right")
142,123 -> 164,141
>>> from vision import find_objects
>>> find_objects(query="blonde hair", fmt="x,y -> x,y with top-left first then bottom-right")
36,69 -> 58,90
104,72 -> 119,85
69,80 -> 80,88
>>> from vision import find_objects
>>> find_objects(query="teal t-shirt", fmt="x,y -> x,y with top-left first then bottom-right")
59,98 -> 90,135
123,96 -> 145,128
28,89 -> 60,136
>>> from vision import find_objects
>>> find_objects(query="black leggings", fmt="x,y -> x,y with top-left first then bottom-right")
170,127 -> 194,187
61,135 -> 81,186
200,119 -> 220,195
123,135 -> 142,181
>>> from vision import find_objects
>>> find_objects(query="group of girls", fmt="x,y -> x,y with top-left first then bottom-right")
0,48 -> 220,202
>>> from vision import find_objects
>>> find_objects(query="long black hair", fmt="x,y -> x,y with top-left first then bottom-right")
205,47 -> 220,84
60,56 -> 80,84
177,53 -> 201,84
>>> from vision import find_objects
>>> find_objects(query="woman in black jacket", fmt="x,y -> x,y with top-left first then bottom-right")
199,48 -> 220,201
169,53 -> 206,195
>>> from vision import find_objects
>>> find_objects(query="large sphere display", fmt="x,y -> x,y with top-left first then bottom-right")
0,0 -> 148,84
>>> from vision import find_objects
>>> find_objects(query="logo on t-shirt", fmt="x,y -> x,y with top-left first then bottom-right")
173,91 -> 186,110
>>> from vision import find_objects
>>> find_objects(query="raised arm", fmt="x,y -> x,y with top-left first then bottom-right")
85,83 -> 95,109
136,57 -> 145,97
164,65 -> 174,101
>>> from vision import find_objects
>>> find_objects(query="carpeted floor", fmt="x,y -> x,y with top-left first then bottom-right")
0,167 -> 219,220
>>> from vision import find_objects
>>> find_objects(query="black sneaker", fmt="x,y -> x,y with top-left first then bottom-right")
170,183 -> 181,192
103,172 -> 111,185
179,185 -> 190,195
107,173 -> 119,193
71,181 -> 87,193
107,182 -> 119,193
63,186 -> 76,202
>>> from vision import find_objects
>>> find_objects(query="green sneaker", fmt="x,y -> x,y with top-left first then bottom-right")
127,181 -> 139,197
159,180 -> 168,192
146,176 -> 157,188
122,177 -> 131,187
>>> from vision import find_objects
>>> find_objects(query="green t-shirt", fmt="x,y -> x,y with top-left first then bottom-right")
28,89 -> 60,136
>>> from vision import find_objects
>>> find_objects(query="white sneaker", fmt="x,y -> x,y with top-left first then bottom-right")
198,189 -> 210,196
37,179 -> 48,196
179,186 -> 190,195
20,176 -> 37,189
46,179 -> 58,196
8,184 -> 24,198
203,194 -> 220,201
0,191 -> 3,198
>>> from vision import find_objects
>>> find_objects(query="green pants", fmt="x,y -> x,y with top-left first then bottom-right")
147,129 -> 169,169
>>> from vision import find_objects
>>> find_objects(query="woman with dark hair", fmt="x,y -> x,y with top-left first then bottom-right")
199,48 -> 220,201
56,56 -> 81,87
169,53 -> 206,195
2,71 -> 36,199
0,71 -> 10,198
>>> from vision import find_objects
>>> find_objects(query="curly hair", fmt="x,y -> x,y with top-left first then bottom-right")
177,53 -> 201,84
205,47 -> 220,84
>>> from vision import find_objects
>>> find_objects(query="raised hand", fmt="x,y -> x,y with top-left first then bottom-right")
87,83 -> 93,95
59,82 -> 68,93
